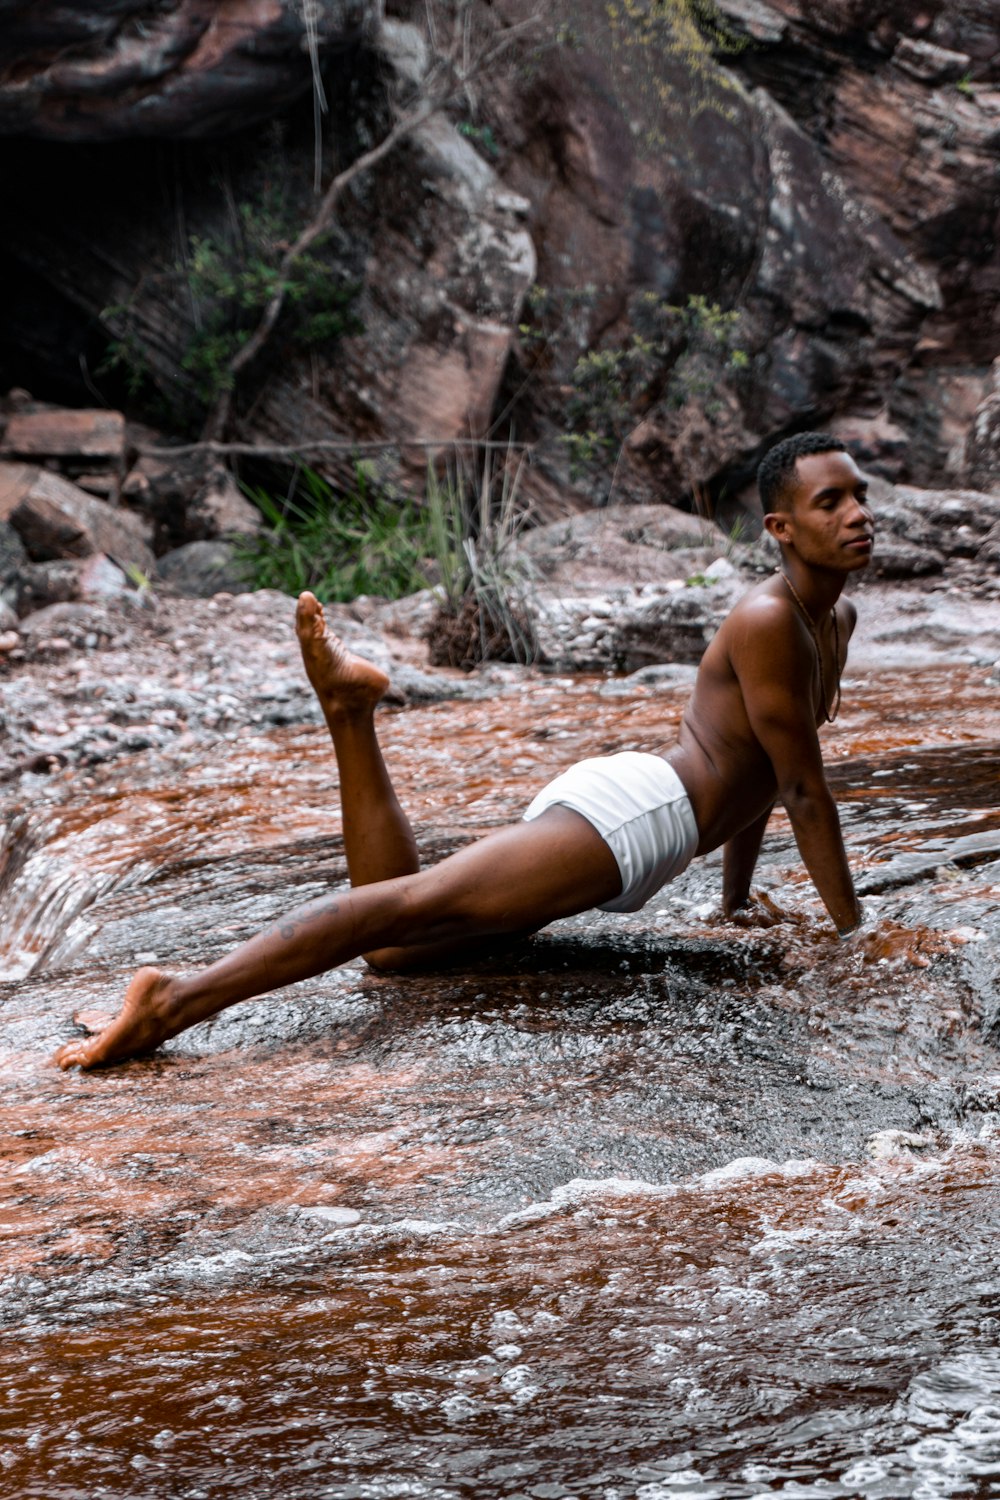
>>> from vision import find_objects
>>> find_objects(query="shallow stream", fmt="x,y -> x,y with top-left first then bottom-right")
2,665 -> 998,1498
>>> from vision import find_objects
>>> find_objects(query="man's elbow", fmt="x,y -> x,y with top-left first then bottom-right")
780,781 -> 835,822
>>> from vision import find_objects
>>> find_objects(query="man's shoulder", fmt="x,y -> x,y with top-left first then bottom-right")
838,595 -> 859,633
719,579 -> 813,677
723,579 -> 798,636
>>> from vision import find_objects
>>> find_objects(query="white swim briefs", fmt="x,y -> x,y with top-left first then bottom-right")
522,750 -> 699,913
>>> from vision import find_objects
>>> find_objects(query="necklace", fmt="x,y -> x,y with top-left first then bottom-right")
779,571 -> 842,723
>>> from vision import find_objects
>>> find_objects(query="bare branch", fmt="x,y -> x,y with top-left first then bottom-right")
200,4 -> 543,444
138,437 -> 536,459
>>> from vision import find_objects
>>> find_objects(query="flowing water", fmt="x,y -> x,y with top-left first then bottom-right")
1,665 -> 998,1499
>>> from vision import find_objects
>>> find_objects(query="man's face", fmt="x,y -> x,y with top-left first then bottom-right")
767,450 -> 875,572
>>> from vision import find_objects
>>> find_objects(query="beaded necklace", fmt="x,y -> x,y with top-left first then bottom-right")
780,571 -> 842,723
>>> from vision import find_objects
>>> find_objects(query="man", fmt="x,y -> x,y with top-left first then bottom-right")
53,431 -> 875,1070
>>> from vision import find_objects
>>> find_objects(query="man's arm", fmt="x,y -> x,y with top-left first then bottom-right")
722,803 -> 774,916
730,599 -> 862,935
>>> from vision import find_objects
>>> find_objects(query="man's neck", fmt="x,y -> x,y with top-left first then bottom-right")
779,557 -> 845,618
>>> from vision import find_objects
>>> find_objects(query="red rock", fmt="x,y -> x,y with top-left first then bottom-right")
0,463 -> 155,575
2,409 -> 125,463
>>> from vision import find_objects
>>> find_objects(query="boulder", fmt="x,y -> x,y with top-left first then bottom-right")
13,554 -> 133,616
14,560 -> 86,614
864,477 -> 1000,576
0,463 -> 155,576
0,517 -> 28,582
122,454 -> 261,548
517,505 -> 767,593
529,577 -> 740,673
963,361 -> 1000,491
0,2 -> 377,140
715,0 -> 1000,370
246,21 -> 537,477
611,587 -> 736,671
154,540 -> 253,598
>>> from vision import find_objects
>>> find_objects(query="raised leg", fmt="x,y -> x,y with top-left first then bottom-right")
295,589 -> 501,971
296,590 -> 418,887
52,807 -> 623,1070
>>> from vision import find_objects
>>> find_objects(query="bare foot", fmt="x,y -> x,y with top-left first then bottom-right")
296,591 -> 389,722
52,966 -> 175,1070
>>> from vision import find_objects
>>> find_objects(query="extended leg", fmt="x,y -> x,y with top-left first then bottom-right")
52,806 -> 622,1070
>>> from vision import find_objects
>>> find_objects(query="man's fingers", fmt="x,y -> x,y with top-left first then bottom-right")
848,920 -> 970,968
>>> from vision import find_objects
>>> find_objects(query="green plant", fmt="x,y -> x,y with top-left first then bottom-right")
605,0 -> 747,137
122,562 -> 154,595
179,202 -> 362,403
97,308 -> 152,398
424,447 -> 538,668
563,292 -> 746,475
101,186 -> 362,417
956,72 -> 974,96
457,121 -> 500,158
236,465 -> 435,602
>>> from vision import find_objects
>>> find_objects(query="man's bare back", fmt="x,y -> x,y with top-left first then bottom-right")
52,435 -> 877,1070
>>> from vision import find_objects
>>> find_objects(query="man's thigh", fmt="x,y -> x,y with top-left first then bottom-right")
366,806 -> 623,968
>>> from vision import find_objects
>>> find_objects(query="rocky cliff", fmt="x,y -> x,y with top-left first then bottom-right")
0,0 -> 997,519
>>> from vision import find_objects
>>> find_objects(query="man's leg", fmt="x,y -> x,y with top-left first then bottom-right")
296,589 -> 517,971
296,590 -> 419,887
52,806 -> 623,1070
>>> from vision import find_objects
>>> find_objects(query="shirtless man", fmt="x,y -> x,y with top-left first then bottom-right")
53,431 -> 875,1070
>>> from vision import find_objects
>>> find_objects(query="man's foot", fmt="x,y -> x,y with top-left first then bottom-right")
52,966 -> 175,1070
295,591 -> 389,722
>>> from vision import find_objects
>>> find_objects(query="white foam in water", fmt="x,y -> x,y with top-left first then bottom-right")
496,1157 -> 837,1235
294,1205 -> 362,1226
635,1475 -> 725,1498
697,1156 -> 780,1185
495,1174 -> 679,1230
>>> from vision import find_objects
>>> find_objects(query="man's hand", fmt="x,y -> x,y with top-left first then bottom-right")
723,890 -> 798,929
837,919 -> 971,969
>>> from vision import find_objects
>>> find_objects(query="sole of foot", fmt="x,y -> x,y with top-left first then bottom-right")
295,591 -> 389,717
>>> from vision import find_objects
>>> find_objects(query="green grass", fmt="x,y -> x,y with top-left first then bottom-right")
236,466 -> 435,603
236,452 -> 539,667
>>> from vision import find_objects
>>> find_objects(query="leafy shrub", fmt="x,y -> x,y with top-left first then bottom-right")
101,186 -> 362,418
560,291 -> 747,478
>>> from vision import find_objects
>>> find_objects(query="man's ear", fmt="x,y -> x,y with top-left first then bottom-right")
763,510 -> 792,545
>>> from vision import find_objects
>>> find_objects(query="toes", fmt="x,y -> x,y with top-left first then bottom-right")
72,1008 -> 114,1035
296,591 -> 324,635
52,1041 -> 89,1070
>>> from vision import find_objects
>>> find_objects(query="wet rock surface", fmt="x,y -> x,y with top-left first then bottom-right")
2,2 -> 996,508
1,576 -> 999,1495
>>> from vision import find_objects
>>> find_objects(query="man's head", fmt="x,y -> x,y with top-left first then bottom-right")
757,432 -> 848,514
758,432 -> 874,573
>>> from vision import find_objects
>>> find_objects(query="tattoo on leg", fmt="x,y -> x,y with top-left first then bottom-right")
277,898 -> 341,943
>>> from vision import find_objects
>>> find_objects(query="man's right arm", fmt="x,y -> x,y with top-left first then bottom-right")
730,600 -> 863,935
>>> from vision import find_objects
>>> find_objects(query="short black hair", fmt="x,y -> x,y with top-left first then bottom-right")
757,432 -> 848,513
